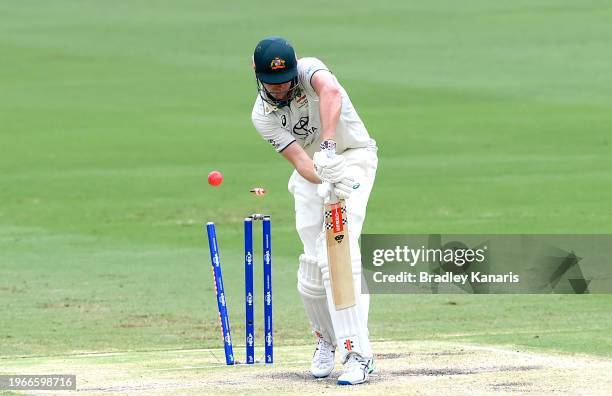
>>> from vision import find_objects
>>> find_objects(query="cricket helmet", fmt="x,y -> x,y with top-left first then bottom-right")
253,36 -> 298,84
253,36 -> 300,107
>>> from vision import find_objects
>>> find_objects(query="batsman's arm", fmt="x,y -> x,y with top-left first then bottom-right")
311,70 -> 342,141
282,142 -> 322,184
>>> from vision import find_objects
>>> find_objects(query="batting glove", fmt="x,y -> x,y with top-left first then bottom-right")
316,182 -> 333,204
333,175 -> 360,200
316,176 -> 360,202
313,150 -> 346,183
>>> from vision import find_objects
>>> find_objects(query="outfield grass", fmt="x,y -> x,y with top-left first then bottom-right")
1,0 -> 611,360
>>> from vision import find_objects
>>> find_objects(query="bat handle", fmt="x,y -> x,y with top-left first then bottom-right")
327,182 -> 338,203
321,140 -> 339,203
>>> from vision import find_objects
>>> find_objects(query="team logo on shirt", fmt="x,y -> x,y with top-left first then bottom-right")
270,57 -> 286,70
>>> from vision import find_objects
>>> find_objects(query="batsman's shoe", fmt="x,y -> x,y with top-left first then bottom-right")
311,338 -> 335,378
366,357 -> 376,374
337,353 -> 373,385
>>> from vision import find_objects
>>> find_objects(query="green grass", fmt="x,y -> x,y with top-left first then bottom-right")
1,0 -> 611,359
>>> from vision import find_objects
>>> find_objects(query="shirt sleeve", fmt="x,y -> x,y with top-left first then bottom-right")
251,109 -> 296,153
298,57 -> 330,97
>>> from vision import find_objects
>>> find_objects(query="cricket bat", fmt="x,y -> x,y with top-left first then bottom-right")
325,196 -> 356,310
321,140 -> 356,310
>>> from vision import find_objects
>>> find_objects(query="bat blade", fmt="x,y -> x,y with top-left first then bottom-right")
324,199 -> 356,310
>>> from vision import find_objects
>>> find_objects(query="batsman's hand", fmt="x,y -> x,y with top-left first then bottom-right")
316,175 -> 360,202
333,175 -> 360,200
313,150 -> 346,183
316,182 -> 333,204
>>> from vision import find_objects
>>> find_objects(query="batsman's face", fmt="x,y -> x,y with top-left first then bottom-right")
262,81 -> 292,100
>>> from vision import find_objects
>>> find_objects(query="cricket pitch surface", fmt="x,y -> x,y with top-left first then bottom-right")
2,341 -> 611,395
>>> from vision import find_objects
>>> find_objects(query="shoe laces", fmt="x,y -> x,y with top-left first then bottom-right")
314,338 -> 335,362
345,353 -> 369,371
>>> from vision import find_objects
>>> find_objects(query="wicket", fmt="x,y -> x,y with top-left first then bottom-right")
205,214 -> 273,365
205,222 -> 234,365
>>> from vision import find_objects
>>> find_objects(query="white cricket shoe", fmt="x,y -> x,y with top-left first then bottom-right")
337,353 -> 373,385
311,338 -> 335,378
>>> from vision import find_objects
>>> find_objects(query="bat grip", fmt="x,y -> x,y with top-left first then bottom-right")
327,182 -> 337,202
322,141 -> 338,203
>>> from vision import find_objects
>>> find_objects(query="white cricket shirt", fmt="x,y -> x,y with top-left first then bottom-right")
251,57 -> 374,157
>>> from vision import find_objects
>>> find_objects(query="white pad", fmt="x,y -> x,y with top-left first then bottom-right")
316,232 -> 372,362
297,254 -> 336,345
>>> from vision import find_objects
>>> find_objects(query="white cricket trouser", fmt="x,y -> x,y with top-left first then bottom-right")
290,144 -> 378,361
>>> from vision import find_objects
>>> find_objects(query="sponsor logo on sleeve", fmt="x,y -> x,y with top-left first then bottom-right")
268,138 -> 281,150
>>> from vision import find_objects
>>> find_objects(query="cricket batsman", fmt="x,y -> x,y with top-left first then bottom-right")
251,36 -> 378,385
